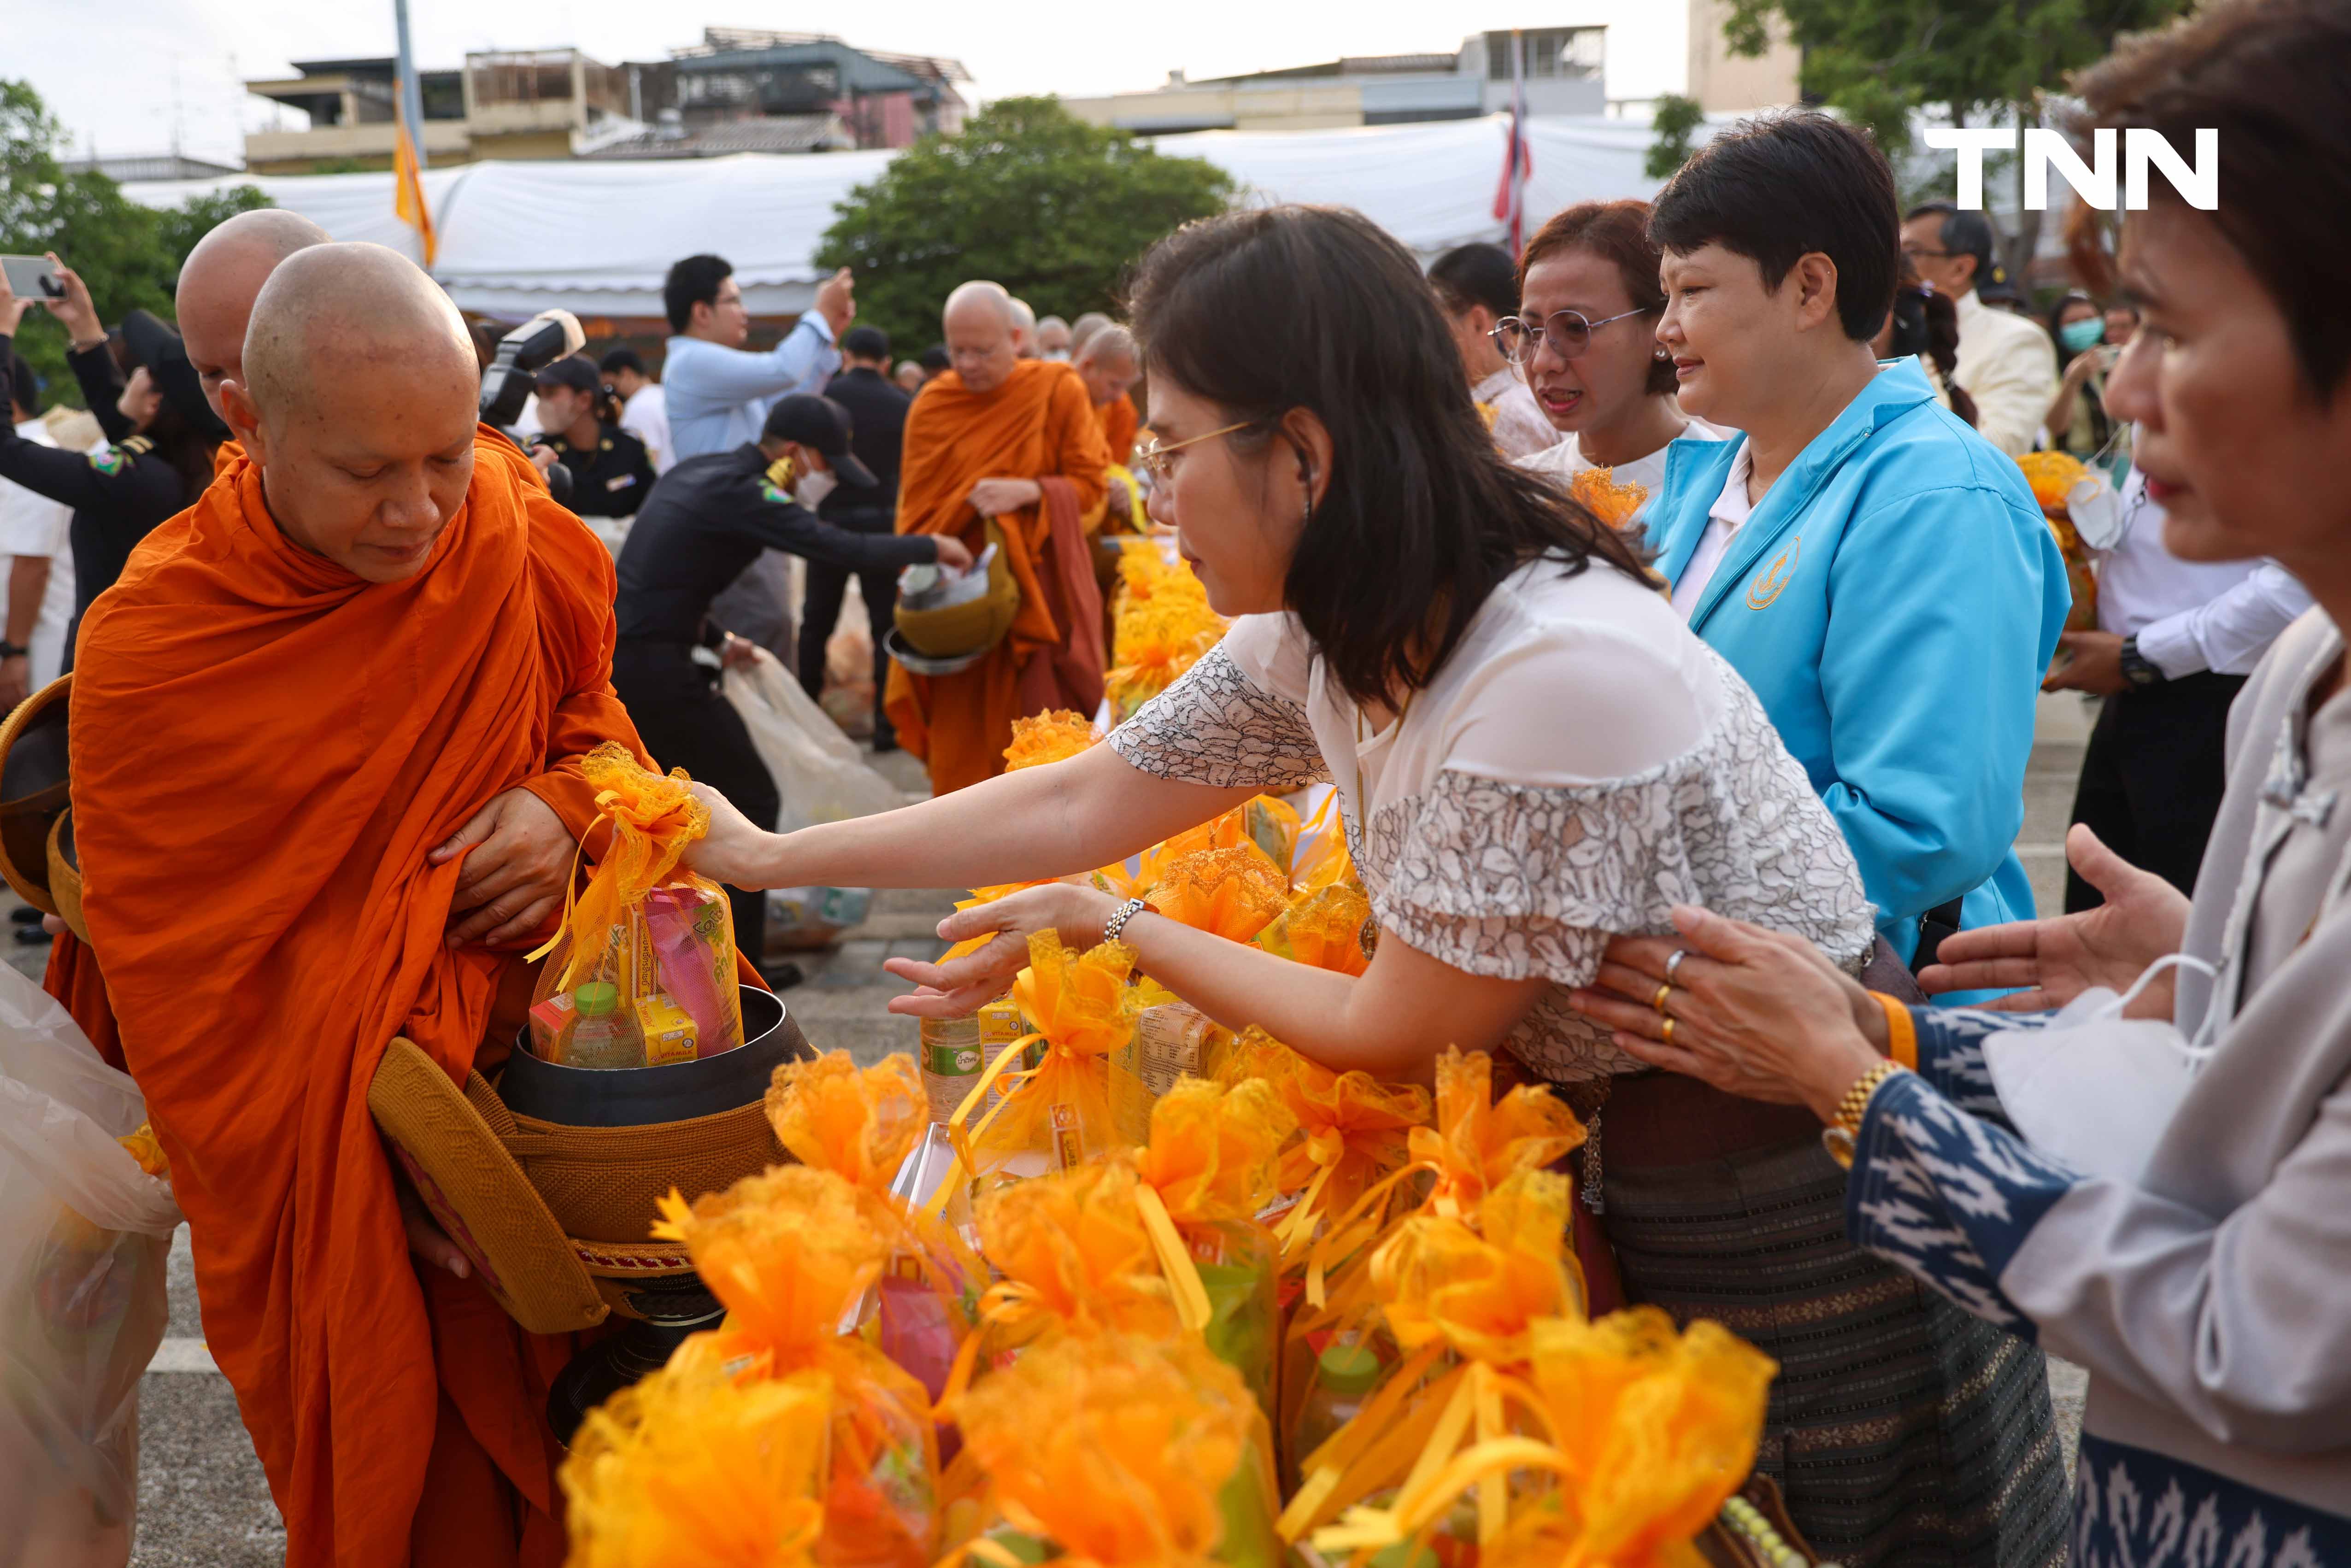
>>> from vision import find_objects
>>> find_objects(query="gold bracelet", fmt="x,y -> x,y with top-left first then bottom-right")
1821,1060 -> 1904,1170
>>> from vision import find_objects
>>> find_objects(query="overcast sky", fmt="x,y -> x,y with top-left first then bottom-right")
1,0 -> 1690,169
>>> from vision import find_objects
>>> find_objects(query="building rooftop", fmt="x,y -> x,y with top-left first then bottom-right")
584,114 -> 851,158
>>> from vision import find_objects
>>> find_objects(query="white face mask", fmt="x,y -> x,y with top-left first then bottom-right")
1043,349 -> 1072,363
1981,952 -> 2221,1182
796,468 -> 838,509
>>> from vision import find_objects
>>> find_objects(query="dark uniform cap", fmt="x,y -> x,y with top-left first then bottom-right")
534,354 -> 605,396
760,394 -> 876,488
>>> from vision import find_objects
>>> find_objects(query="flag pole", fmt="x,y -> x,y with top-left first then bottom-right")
394,0 -> 427,172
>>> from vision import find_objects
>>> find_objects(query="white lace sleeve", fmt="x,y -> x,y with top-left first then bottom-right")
1110,643 -> 1330,792
1371,689 -> 1878,988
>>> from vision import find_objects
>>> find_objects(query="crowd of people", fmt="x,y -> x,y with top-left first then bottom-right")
0,0 -> 2343,1561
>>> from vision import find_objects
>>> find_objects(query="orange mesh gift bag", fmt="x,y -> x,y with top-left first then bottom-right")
1253,884 -> 1376,977
652,1165 -> 939,1568
561,1361 -> 832,1568
1003,710 -> 1100,772
950,1331 -> 1281,1568
1409,1048 -> 1585,1218
948,932 -> 1137,1180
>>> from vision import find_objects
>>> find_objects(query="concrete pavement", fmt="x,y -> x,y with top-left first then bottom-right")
37,716 -> 2099,1563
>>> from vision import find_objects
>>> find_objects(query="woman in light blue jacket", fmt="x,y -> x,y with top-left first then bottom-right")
1640,115 -> 2069,981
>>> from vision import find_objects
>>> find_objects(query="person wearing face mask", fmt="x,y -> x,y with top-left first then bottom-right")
1505,201 -> 1728,507
1575,6 -> 2351,1550
529,355 -> 657,522
2042,290 -> 2124,462
1034,314 -> 1074,362
0,257 -> 226,670
611,393 -> 967,958
1428,242 -> 1558,461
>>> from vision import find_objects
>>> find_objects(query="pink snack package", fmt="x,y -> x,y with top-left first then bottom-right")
641,880 -> 744,1056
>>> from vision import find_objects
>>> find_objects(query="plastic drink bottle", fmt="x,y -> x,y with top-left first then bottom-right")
563,981 -> 646,1069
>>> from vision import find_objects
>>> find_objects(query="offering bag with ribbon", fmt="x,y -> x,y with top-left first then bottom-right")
947,932 -> 1137,1182
1252,882 -> 1376,977
646,1163 -> 939,1568
527,743 -> 743,1066
1281,1168 -> 1581,1554
1133,1076 -> 1297,1417
764,1051 -> 979,1405
1001,710 -> 1101,773
948,1330 -> 1282,1568
560,1359 -> 834,1568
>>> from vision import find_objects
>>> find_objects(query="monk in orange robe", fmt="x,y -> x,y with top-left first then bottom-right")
67,242 -> 645,1567
1076,323 -> 1141,469
42,208 -> 333,1062
885,281 -> 1109,793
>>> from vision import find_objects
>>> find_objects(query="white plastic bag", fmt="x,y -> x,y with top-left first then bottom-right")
0,966 -> 180,1567
721,643 -> 909,833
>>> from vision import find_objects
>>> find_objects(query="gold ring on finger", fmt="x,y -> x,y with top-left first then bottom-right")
1652,981 -> 1674,1016
1660,1016 -> 1675,1046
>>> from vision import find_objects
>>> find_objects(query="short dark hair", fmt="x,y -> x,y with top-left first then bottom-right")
1519,200 -> 1676,397
840,325 -> 891,362
2071,0 -> 2351,400
918,344 -> 951,373
1651,111 -> 1899,342
1128,205 -> 1646,711
664,254 -> 733,334
1903,200 -> 1999,291
600,346 -> 647,377
5,352 -> 35,418
1427,242 -> 1519,321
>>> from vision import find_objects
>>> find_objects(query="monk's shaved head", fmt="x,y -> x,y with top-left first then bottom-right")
943,281 -> 1024,395
1076,324 -> 1140,409
221,243 -> 482,584
1007,296 -> 1037,357
1069,311 -> 1113,353
177,208 -> 332,419
241,242 -> 475,420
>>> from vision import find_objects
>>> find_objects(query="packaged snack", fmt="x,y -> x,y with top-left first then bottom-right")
527,991 -> 578,1060
1109,988 -> 1234,1145
633,990 -> 698,1066
641,881 -> 744,1055
563,981 -> 645,1070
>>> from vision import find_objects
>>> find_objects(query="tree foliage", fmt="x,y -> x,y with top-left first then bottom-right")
817,97 -> 1234,355
1,78 -> 270,408
1644,94 -> 1707,181
1719,0 -> 2187,158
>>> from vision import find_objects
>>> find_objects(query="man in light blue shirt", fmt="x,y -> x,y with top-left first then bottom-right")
662,253 -> 857,461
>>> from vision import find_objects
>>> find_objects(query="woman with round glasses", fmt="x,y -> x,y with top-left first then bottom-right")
1503,201 -> 1728,502
682,203 -> 2058,1565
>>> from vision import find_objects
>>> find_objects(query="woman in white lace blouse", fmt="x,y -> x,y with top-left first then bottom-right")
686,206 -> 2064,1565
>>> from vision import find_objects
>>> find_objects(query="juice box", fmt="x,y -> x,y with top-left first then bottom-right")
635,990 -> 699,1066
528,992 -> 578,1061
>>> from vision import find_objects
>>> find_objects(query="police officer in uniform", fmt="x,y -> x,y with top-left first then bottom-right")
529,355 -> 658,520
612,394 -> 971,964
0,272 -> 224,672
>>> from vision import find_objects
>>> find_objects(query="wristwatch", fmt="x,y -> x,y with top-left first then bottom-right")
2118,634 -> 2167,688
0,641 -> 27,661
1821,1060 -> 1905,1169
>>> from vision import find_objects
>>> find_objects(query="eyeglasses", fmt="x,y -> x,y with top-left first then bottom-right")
1489,306 -> 1658,365
1135,421 -> 1250,480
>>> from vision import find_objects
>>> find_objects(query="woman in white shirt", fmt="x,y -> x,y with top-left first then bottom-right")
1428,242 -> 1558,461
1505,201 -> 1728,502
687,204 -> 2062,1566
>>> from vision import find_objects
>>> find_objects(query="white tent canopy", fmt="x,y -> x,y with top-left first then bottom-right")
122,113 -> 1687,322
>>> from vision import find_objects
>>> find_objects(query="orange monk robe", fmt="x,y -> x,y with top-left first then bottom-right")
886,360 -> 1109,793
1095,392 -> 1139,470
68,429 -> 646,1568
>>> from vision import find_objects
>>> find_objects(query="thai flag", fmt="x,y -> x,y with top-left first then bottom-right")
1492,30 -> 1533,256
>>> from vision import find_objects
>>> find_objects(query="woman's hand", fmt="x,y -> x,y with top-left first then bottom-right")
1569,906 -> 1885,1122
682,780 -> 786,890
883,881 -> 1116,1018
42,255 -> 104,350
0,269 -> 33,336
1917,823 -> 2189,1015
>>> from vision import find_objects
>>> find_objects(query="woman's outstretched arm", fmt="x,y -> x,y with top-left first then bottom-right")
685,743 -> 1261,894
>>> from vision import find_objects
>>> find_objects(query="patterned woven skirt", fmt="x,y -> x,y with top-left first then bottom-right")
1601,1134 -> 2071,1568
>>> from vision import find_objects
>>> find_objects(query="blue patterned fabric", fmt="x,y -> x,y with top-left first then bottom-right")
1911,1004 -> 2060,1125
1844,1068 -> 2085,1333
2074,1434 -> 2351,1566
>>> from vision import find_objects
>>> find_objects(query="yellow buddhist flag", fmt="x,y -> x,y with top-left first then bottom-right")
393,106 -> 436,268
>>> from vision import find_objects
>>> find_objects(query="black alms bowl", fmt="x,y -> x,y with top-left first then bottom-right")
500,984 -> 809,1127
